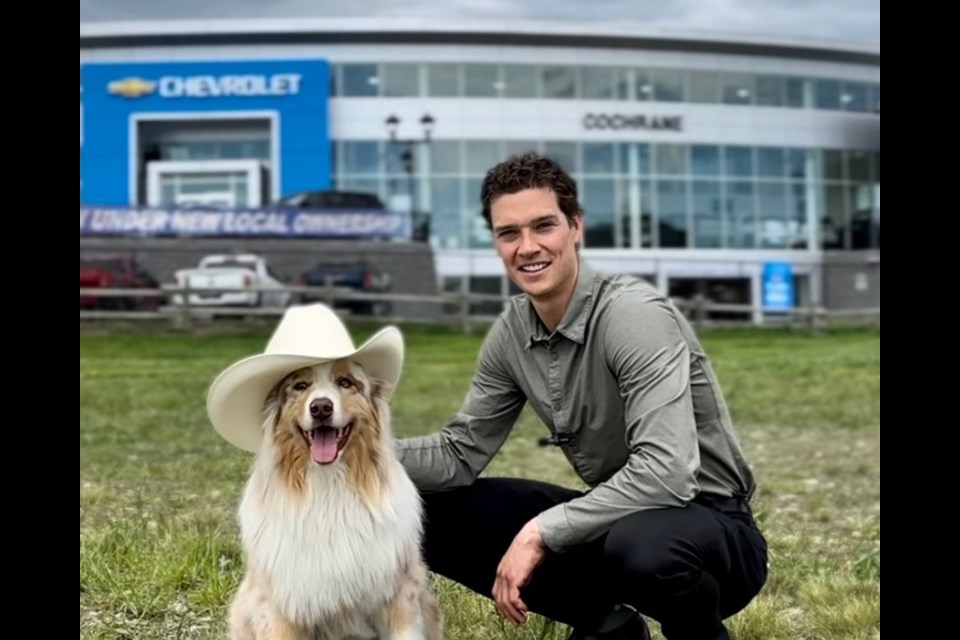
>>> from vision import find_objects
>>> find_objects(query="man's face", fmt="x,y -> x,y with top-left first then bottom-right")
489,188 -> 582,303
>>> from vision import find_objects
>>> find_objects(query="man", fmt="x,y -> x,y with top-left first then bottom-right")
397,153 -> 768,640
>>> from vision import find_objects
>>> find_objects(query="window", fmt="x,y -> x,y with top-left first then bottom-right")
465,65 -> 500,97
464,141 -> 502,174
692,181 -> 722,248
655,144 -> 688,176
582,178 -> 617,247
691,146 -> 721,177
656,180 -> 688,248
502,66 -> 538,98
723,73 -> 754,105
726,181 -> 756,248
427,64 -> 460,97
340,141 -> 380,175
689,71 -> 722,103
341,64 -> 379,97
652,69 -> 685,102
619,144 -> 650,175
841,82 -> 869,112
582,143 -> 615,174
757,148 -> 786,178
815,79 -> 842,110
724,147 -> 754,177
543,142 -> 577,174
542,66 -> 576,98
785,77 -> 807,108
757,182 -> 789,248
382,64 -> 419,97
756,76 -> 784,107
581,67 -> 619,100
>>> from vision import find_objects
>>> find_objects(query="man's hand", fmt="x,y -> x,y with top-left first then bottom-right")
492,517 -> 547,626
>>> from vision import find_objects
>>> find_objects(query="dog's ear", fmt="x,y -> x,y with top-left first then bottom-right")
261,382 -> 284,433
368,377 -> 393,432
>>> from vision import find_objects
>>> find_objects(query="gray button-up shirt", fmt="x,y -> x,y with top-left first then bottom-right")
397,261 -> 757,552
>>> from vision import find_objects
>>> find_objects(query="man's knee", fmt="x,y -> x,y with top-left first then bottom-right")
422,478 -> 580,532
603,506 -> 712,584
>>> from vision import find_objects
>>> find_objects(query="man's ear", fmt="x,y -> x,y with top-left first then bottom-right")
571,211 -> 584,245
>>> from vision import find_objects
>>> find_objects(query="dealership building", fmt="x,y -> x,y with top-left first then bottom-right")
80,19 -> 880,315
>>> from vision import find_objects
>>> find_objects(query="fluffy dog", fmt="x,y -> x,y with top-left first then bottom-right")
206,304 -> 442,640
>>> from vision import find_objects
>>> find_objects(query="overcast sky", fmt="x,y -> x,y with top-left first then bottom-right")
80,0 -> 880,48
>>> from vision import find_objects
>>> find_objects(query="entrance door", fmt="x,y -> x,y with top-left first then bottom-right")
146,159 -> 266,208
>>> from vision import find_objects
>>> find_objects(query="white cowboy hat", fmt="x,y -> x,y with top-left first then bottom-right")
206,303 -> 404,453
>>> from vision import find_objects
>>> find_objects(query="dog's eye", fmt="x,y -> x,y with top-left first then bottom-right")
292,381 -> 310,391
337,377 -> 353,389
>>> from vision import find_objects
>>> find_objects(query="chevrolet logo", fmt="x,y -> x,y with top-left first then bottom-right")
107,77 -> 157,99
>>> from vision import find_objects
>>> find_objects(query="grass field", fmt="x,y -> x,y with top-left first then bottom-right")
79,322 -> 880,639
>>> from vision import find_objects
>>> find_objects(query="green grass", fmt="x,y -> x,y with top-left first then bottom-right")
80,324 -> 880,639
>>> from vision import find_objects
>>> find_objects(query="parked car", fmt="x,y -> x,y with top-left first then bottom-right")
80,254 -> 162,310
274,190 -> 387,210
171,253 -> 293,308
296,261 -> 392,316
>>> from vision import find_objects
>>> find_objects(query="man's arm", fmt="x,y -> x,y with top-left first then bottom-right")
397,321 -> 526,490
538,292 -> 701,552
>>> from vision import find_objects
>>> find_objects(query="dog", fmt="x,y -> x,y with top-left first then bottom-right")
206,304 -> 442,640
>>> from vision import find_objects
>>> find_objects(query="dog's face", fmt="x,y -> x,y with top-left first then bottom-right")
267,359 -> 384,468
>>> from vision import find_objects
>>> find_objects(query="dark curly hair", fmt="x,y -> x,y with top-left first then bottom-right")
479,152 -> 582,230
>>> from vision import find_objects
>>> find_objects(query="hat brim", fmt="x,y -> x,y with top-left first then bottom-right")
206,326 -> 403,452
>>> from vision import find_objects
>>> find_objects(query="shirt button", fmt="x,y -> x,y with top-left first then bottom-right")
554,403 -> 562,411
551,352 -> 559,361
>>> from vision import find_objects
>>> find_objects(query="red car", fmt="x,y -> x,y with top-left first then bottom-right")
80,255 -> 163,311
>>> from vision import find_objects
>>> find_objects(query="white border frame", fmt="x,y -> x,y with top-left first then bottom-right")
145,159 -> 265,207
128,110 -> 280,205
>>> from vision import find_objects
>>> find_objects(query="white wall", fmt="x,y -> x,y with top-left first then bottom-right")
330,98 -> 880,150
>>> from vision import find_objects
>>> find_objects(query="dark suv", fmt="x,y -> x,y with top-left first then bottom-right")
296,261 -> 392,316
275,190 -> 387,210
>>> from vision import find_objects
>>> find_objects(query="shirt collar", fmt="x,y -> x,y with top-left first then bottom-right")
522,259 -> 601,348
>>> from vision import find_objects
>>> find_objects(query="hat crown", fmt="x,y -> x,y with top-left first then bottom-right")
265,304 -> 355,358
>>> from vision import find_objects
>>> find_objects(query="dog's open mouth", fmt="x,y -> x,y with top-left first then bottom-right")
301,423 -> 353,465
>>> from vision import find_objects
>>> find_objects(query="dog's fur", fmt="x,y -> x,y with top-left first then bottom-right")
228,359 -> 442,640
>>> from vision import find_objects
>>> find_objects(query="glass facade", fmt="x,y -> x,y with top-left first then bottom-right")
332,63 -> 880,114
334,141 -> 880,251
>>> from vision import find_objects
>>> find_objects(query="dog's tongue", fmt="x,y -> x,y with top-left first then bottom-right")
309,427 -> 338,464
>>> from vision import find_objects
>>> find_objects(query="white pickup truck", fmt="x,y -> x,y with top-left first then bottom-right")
171,253 -> 293,308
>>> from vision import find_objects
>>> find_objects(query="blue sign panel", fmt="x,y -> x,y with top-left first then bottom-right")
762,262 -> 795,312
80,59 -> 330,205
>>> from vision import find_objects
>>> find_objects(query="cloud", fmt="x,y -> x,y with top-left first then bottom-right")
80,0 -> 880,47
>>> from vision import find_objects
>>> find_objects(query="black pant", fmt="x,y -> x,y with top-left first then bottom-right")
420,478 -> 768,640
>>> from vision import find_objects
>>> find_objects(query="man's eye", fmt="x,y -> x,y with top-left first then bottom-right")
293,381 -> 310,391
338,377 -> 353,389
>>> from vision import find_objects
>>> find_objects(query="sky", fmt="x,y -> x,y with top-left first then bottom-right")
80,0 -> 880,49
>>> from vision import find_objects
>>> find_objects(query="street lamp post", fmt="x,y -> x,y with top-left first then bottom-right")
385,113 -> 434,242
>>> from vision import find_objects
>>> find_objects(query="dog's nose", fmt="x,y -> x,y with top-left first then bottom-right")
310,398 -> 334,419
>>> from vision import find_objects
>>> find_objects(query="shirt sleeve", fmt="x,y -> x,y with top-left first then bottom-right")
538,292 -> 701,551
396,319 -> 526,490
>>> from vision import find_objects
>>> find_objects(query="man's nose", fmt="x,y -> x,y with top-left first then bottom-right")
518,230 -> 538,255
